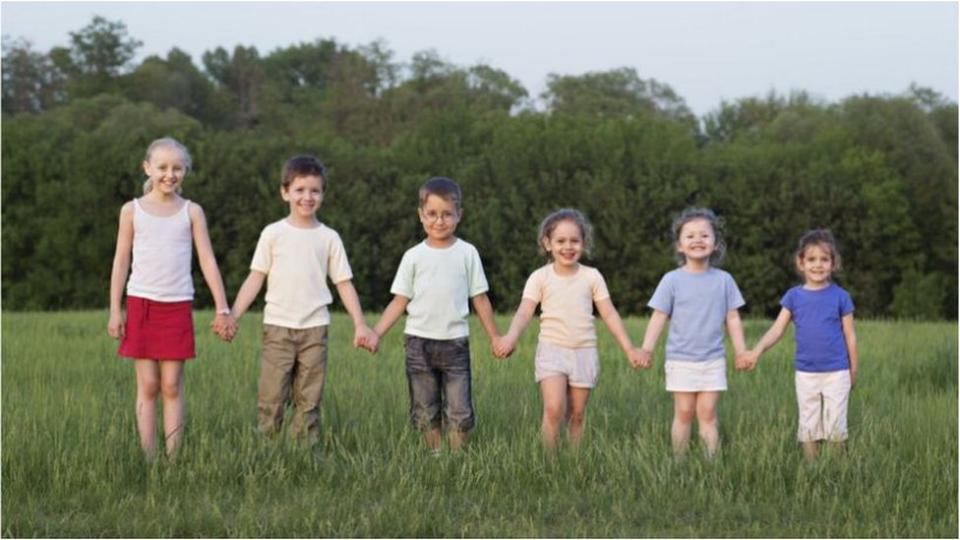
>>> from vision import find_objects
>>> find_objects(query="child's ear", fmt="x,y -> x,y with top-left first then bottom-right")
142,161 -> 151,176
280,186 -> 290,201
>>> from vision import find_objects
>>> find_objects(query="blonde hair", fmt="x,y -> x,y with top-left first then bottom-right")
142,137 -> 192,194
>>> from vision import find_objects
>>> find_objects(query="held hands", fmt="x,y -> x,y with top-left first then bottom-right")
211,312 -> 238,342
735,350 -> 759,371
492,335 -> 515,359
628,348 -> 652,370
353,325 -> 379,354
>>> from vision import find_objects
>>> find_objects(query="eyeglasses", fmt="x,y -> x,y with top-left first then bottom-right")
422,211 -> 458,223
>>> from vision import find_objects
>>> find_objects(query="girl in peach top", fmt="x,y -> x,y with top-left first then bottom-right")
495,209 -> 647,452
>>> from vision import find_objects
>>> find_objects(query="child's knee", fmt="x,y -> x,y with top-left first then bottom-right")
138,377 -> 160,399
543,403 -> 566,424
160,379 -> 182,399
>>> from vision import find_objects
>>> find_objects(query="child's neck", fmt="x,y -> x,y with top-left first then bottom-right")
802,280 -> 831,291
286,214 -> 320,229
683,259 -> 711,273
552,260 -> 580,276
143,191 -> 180,205
425,236 -> 457,249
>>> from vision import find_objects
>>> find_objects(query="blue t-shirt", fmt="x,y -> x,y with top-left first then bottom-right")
647,267 -> 745,362
781,283 -> 854,372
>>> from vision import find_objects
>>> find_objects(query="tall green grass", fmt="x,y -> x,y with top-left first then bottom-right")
2,312 -> 956,537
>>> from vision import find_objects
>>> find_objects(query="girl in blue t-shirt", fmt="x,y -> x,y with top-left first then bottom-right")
638,208 -> 748,459
739,229 -> 859,461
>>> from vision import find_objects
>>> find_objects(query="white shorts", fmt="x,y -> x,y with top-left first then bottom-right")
795,370 -> 851,442
534,341 -> 599,388
665,357 -> 727,392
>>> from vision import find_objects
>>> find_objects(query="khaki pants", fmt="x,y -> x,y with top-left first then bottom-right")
258,324 -> 329,440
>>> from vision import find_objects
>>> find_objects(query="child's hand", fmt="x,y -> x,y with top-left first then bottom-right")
108,312 -> 125,340
354,326 -> 379,354
849,364 -> 858,388
634,348 -> 653,369
492,336 -> 514,359
628,348 -> 650,369
736,350 -> 758,371
211,313 -> 237,342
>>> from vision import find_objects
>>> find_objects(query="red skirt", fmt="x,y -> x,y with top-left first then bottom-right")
118,296 -> 195,360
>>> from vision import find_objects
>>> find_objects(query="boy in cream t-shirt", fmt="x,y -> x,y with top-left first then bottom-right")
228,155 -> 376,441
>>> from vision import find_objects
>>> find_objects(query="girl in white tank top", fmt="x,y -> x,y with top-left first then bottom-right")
107,137 -> 235,460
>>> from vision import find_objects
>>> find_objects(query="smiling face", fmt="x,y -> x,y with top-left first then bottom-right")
543,219 -> 584,271
797,243 -> 835,288
676,218 -> 717,266
418,194 -> 461,247
142,145 -> 188,196
282,174 -> 324,222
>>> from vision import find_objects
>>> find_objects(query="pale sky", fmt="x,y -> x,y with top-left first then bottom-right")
2,1 -> 957,116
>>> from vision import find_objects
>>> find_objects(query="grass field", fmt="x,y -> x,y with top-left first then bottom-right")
2,311 -> 957,537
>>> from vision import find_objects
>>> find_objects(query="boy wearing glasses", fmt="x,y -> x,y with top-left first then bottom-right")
365,177 -> 500,453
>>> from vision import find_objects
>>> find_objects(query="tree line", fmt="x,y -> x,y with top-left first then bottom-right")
3,17 -> 957,319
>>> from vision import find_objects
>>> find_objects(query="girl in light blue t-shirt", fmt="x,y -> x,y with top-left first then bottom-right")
740,230 -> 859,461
638,208 -> 747,459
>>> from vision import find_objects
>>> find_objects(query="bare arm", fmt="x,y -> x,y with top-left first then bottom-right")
751,308 -> 793,356
190,204 -> 230,313
739,308 -> 793,370
495,297 -> 538,357
470,293 -> 500,343
595,297 -> 635,355
637,310 -> 670,368
842,313 -> 858,387
335,280 -> 377,350
229,271 -> 266,320
107,203 -> 134,338
725,308 -> 747,356
191,204 -> 236,338
373,294 -> 410,338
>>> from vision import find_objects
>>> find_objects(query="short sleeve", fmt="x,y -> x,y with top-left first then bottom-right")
249,227 -> 273,273
591,269 -> 611,302
466,244 -> 489,297
326,231 -> 353,284
647,273 -> 675,315
521,269 -> 544,303
839,288 -> 855,316
390,250 -> 415,299
725,273 -> 746,311
780,288 -> 796,311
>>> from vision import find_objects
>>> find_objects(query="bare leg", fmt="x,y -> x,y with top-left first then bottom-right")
159,361 -> 185,459
565,386 -> 592,448
671,392 -> 697,458
539,376 -> 568,453
802,441 -> 820,462
423,426 -> 442,453
448,429 -> 469,451
134,360 -> 161,460
695,391 -> 722,458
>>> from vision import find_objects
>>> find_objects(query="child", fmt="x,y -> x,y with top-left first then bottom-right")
494,209 -> 646,452
366,177 -> 500,453
108,137 -> 236,460
227,155 -> 376,442
737,229 -> 859,461
637,207 -> 747,458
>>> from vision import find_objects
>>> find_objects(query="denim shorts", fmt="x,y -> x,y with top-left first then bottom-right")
404,334 -> 475,432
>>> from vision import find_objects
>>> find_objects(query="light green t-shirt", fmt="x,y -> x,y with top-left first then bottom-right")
390,238 -> 489,340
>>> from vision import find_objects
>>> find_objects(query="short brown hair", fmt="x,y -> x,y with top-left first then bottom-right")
795,229 -> 842,273
282,155 -> 327,191
418,177 -> 461,209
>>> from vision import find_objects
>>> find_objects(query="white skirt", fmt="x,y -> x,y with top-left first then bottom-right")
665,357 -> 727,392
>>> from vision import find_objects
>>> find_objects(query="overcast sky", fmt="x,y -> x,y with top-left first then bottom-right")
2,1 -> 957,116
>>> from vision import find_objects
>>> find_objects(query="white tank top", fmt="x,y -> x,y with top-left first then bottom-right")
126,198 -> 195,302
